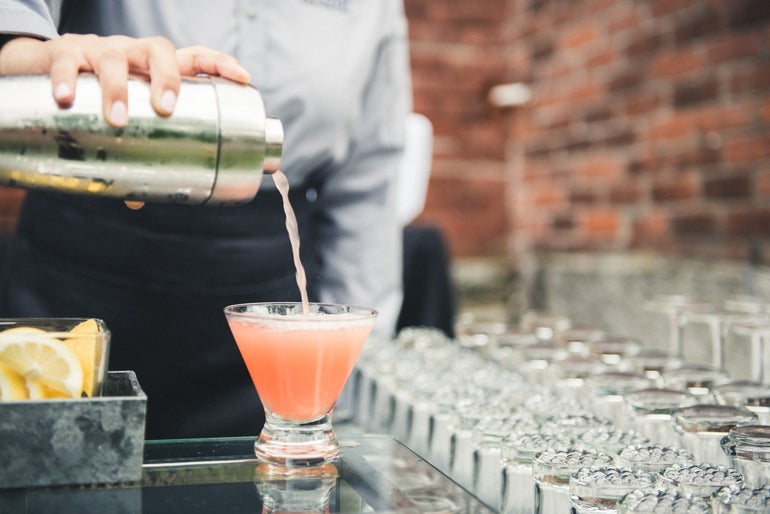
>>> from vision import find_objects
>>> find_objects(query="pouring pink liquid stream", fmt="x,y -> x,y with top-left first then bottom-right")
272,170 -> 310,315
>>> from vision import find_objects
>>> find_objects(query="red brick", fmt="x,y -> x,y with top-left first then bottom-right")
631,209 -> 671,247
578,156 -> 624,180
703,174 -> 752,199
707,32 -> 762,63
674,6 -> 722,44
651,0 -> 694,18
731,66 -> 770,95
727,0 -> 770,30
626,31 -> 665,60
726,207 -> 770,236
580,207 -> 622,240
652,49 -> 703,79
625,91 -> 664,116
671,211 -> 718,236
646,113 -> 696,141
673,77 -> 719,108
758,170 -> 770,196
724,134 -> 770,164
691,103 -> 753,133
561,23 -> 601,50
651,173 -> 700,202
610,182 -> 644,204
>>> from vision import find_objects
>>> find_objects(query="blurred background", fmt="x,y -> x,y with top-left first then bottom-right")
401,0 -> 770,344
2,0 -> 769,347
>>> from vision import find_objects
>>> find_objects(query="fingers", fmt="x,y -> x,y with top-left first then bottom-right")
177,46 -> 251,84
90,46 -> 130,127
1,34 -> 251,128
125,36 -> 180,116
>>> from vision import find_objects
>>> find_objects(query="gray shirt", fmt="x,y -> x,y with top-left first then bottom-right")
0,0 -> 411,335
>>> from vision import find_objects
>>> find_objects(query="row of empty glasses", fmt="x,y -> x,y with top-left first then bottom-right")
346,294 -> 770,513
644,294 -> 770,382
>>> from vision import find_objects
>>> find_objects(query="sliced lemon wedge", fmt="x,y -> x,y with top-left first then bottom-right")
0,326 -> 46,335
0,362 -> 28,401
26,378 -> 71,400
65,318 -> 104,397
0,333 -> 83,398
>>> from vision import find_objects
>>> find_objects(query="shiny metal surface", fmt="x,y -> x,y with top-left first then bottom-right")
0,74 -> 283,205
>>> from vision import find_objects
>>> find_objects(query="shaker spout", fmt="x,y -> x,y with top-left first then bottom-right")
263,117 -> 283,174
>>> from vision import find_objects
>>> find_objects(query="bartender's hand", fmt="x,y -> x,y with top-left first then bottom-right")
0,34 -> 251,128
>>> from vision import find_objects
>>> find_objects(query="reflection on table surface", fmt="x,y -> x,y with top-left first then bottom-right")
0,433 -> 496,513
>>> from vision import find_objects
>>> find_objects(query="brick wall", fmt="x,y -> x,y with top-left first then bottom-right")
405,1 -> 513,257
407,0 -> 770,262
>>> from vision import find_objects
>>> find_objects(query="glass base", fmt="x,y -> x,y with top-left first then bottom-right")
255,413 -> 340,468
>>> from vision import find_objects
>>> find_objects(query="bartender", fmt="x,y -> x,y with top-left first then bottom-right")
0,0 -> 411,439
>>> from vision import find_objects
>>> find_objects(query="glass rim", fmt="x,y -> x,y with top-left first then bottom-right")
223,302 -> 378,321
0,317 -> 110,337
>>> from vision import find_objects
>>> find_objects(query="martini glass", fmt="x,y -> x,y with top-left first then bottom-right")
224,302 -> 377,468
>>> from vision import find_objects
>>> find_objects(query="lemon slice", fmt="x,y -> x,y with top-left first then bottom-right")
26,378 -> 70,400
0,362 -> 28,401
65,319 -> 104,397
0,333 -> 83,398
1,326 -> 46,335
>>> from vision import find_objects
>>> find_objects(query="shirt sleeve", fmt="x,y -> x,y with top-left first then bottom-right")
313,1 -> 412,337
0,0 -> 58,40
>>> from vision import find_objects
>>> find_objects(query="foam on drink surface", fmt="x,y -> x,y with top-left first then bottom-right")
235,312 -> 374,331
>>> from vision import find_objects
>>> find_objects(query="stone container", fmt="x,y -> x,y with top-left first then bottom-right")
0,371 -> 147,488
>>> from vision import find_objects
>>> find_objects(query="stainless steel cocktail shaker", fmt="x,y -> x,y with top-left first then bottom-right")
0,74 -> 283,205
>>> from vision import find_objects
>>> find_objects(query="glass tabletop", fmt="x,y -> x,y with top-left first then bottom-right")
0,433 -> 496,513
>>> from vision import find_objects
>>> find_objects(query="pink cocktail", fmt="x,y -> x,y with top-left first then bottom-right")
224,302 -> 376,467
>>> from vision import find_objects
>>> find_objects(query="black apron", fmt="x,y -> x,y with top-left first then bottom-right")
0,189 -> 316,440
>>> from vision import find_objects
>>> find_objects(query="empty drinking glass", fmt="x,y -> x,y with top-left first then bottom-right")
732,322 -> 770,384
644,295 -> 712,360
501,432 -> 572,514
569,466 -> 657,514
659,463 -> 744,499
615,444 -> 695,473
576,427 -> 651,454
623,388 -> 699,447
583,371 -> 655,426
617,488 -> 711,514
686,310 -> 768,372
713,381 -> 770,425
711,483 -> 770,513
532,447 -> 615,514
661,365 -> 731,403
721,425 -> 770,487
619,348 -> 683,383
671,404 -> 758,467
